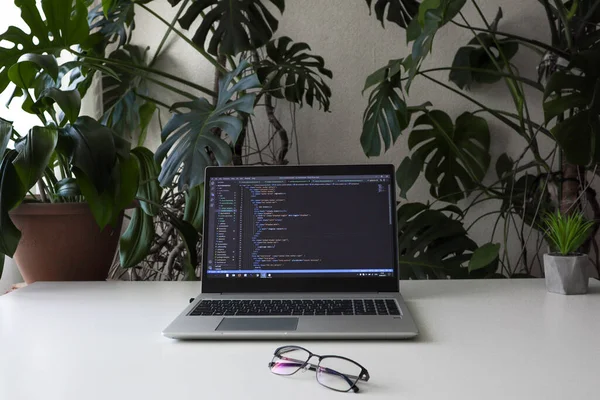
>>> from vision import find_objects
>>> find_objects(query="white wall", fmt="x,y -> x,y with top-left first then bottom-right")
132,0 -> 553,273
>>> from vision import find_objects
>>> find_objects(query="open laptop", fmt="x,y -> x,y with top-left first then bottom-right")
163,164 -> 418,339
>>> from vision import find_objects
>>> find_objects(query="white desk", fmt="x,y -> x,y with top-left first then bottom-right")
1,279 -> 599,400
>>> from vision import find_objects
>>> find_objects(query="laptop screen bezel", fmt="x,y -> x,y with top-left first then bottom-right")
200,164 -> 399,293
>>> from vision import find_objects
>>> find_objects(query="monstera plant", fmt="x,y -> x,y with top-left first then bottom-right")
363,0 -> 600,278
0,0 -> 153,281
62,0 -> 333,280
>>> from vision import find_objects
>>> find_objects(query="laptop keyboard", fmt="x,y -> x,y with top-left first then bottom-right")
189,299 -> 401,316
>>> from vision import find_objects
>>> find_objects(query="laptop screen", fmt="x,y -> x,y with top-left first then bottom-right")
204,172 -> 395,280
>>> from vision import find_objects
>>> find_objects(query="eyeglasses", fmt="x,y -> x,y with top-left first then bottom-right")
268,345 -> 370,393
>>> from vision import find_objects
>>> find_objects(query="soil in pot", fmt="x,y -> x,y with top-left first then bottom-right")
10,202 -> 123,283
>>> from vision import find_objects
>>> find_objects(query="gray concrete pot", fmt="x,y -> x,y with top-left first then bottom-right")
543,253 -> 589,295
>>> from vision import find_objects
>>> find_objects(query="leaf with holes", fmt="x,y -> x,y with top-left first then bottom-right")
361,75 -> 407,157
258,37 -> 332,111
365,0 -> 420,29
0,118 -> 12,157
0,0 -> 90,94
543,51 -> 600,165
101,45 -> 152,139
408,110 -> 490,203
156,61 -> 261,190
397,202 -> 495,279
450,33 -> 519,90
89,0 -> 138,47
174,0 -> 285,55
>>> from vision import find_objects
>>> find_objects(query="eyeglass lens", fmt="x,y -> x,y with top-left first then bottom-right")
317,357 -> 362,392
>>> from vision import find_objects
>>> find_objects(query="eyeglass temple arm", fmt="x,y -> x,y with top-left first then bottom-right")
278,357 -> 369,382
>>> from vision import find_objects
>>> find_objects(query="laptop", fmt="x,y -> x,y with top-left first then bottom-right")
162,164 -> 418,339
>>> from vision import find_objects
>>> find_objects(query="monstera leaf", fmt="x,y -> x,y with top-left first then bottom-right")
101,45 -> 155,140
543,51 -> 600,165
397,203 -> 498,279
258,37 -> 333,111
89,0 -> 138,47
172,0 -> 285,56
405,0 -> 466,85
450,9 -> 519,89
156,61 -> 261,190
361,60 -> 410,157
0,0 -> 90,94
407,110 -> 490,203
365,0 -> 420,29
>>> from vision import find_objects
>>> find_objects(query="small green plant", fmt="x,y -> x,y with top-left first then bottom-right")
542,212 -> 595,256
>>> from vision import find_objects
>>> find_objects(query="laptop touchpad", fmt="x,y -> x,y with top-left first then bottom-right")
216,317 -> 298,331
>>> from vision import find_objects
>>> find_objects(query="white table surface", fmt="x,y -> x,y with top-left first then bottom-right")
1,279 -> 599,400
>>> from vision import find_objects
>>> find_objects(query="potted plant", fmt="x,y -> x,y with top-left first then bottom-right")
541,212 -> 594,295
0,0 -> 166,283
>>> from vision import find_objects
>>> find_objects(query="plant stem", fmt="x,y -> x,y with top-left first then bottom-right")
450,21 -> 570,59
135,2 -> 228,75
72,50 -> 216,98
149,0 -> 190,67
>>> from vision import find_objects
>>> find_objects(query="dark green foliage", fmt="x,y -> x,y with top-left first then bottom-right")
156,61 -> 261,190
258,37 -> 332,111
174,0 -> 285,56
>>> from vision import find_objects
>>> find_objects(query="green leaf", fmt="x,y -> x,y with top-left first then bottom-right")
168,216 -> 199,273
0,0 -> 90,94
102,0 -> 116,17
409,111 -> 491,203
543,57 -> 600,165
75,169 -> 114,229
396,155 -> 422,198
0,119 -> 12,157
418,0 -> 442,26
156,60 -> 261,190
114,155 -> 139,213
55,177 -> 80,197
363,59 -> 404,93
184,184 -> 205,231
177,0 -> 285,56
501,173 -> 553,229
89,0 -> 135,47
495,152 -> 513,181
119,208 -> 154,268
468,243 -> 500,272
361,75 -> 407,156
8,54 -> 59,89
0,151 -> 25,257
12,126 -> 58,190
397,202 -> 478,279
407,0 -> 466,87
258,37 -> 333,111
137,101 -> 157,147
101,45 -> 152,139
365,0 -> 420,29
34,88 -> 82,125
131,147 -> 162,216
449,34 -> 519,89
61,117 -> 117,193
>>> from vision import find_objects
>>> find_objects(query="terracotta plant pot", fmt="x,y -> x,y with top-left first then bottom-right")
9,202 -> 123,283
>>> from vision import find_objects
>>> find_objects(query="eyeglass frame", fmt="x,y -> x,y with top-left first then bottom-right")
268,345 -> 370,393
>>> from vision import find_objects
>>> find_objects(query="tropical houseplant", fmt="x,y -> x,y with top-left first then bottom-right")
90,0 -> 335,280
542,211 -> 593,294
0,0 -> 183,282
361,0 -> 600,278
